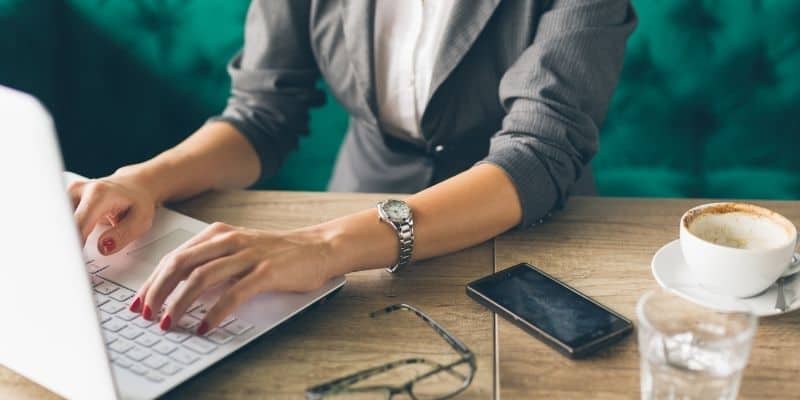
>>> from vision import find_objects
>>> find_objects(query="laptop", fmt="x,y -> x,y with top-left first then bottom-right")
0,86 -> 347,399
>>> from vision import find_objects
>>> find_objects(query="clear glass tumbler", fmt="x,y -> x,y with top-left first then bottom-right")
636,289 -> 757,400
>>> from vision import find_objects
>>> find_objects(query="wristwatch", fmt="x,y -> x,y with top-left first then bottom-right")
377,199 -> 415,273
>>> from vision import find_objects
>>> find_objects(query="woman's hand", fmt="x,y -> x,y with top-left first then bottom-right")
131,222 -> 336,334
68,170 -> 159,255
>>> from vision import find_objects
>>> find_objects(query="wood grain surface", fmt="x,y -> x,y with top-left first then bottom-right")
4,192 -> 799,399
494,197 -> 800,399
0,191 -> 494,399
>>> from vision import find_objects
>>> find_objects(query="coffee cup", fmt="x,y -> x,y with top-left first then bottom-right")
680,202 -> 800,298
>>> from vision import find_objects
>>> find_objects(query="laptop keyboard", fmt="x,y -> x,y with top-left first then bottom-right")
87,260 -> 254,383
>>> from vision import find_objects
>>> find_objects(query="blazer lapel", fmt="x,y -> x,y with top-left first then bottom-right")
426,0 -> 501,109
340,0 -> 378,123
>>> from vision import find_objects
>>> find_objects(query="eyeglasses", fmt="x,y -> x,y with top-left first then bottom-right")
305,304 -> 476,400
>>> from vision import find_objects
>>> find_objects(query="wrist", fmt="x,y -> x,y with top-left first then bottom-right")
303,209 -> 399,278
113,162 -> 172,206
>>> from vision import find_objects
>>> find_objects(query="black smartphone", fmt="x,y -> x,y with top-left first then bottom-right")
466,263 -> 633,359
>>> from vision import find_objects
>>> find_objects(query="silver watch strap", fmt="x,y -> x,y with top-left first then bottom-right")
387,221 -> 414,273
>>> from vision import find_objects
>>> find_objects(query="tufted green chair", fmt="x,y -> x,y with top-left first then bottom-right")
0,0 -> 347,191
1,0 -> 799,198
595,0 -> 800,198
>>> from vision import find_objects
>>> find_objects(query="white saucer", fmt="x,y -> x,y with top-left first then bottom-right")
651,240 -> 800,317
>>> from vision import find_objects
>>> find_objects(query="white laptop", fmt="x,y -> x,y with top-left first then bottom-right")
0,86 -> 346,399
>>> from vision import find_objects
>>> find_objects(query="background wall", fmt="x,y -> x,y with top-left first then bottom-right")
1,0 -> 798,198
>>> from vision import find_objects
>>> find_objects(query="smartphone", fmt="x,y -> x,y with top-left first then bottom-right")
466,263 -> 633,358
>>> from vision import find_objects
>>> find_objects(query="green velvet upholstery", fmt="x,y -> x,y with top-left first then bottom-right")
0,0 -> 347,190
595,0 -> 800,198
1,0 -> 798,198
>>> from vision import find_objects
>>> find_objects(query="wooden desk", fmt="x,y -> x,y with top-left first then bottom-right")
3,193 -> 799,399
494,197 -> 800,399
0,191 -> 494,399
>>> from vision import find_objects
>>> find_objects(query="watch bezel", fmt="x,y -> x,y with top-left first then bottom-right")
378,199 -> 411,223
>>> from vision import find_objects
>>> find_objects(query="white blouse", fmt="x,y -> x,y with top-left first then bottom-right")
373,0 -> 455,139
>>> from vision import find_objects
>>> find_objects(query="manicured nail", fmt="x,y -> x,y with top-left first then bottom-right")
100,237 -> 116,255
129,297 -> 142,313
160,314 -> 172,331
197,321 -> 209,335
142,305 -> 153,320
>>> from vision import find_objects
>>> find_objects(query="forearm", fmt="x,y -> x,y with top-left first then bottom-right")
314,163 -> 522,276
116,121 -> 261,204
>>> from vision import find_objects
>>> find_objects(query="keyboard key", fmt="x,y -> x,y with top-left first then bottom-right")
104,332 -> 118,345
177,315 -> 200,330
102,318 -> 127,333
109,340 -> 133,354
119,326 -> 144,341
110,288 -> 135,302
94,281 -> 119,295
100,301 -> 125,314
94,294 -> 109,307
125,347 -> 150,362
143,354 -> 168,369
133,318 -> 154,329
165,331 -> 191,343
153,341 -> 177,356
185,302 -> 204,314
136,333 -> 160,348
114,357 -> 133,368
224,320 -> 254,336
207,329 -> 234,345
160,363 -> 182,376
109,352 -> 119,362
219,315 -> 236,328
98,311 -> 112,323
87,262 -> 108,273
189,305 -> 210,320
184,337 -> 217,354
169,349 -> 199,365
116,309 -> 140,321
148,325 -> 167,336
90,275 -> 104,286
144,370 -> 164,383
129,363 -> 148,375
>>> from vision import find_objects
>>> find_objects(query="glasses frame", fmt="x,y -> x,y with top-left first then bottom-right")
305,303 -> 477,400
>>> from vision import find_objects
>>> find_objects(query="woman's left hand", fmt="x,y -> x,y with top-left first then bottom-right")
130,222 -> 336,334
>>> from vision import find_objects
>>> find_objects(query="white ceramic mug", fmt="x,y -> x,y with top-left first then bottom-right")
680,202 -> 800,298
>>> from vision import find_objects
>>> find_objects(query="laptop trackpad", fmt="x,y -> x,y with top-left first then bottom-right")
128,229 -> 195,266
99,229 -> 195,290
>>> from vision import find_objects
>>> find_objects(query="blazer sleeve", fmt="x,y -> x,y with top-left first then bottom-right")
478,0 -> 637,228
209,0 -> 324,182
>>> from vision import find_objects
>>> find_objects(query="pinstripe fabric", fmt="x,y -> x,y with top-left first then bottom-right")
212,0 -> 637,228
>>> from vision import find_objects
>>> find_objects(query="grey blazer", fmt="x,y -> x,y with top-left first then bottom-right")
212,0 -> 636,228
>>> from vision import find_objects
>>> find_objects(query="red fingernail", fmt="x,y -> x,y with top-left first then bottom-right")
100,237 -> 116,255
129,297 -> 142,313
142,305 -> 152,320
160,314 -> 172,331
197,321 -> 209,335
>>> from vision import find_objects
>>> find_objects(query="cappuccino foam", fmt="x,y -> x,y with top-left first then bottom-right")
688,211 -> 790,250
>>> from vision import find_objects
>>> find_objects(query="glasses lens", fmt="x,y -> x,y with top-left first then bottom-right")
410,361 -> 473,400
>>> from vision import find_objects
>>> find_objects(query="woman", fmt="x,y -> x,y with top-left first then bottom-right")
70,0 -> 636,334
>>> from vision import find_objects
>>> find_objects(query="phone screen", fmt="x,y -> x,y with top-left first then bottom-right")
470,264 -> 629,347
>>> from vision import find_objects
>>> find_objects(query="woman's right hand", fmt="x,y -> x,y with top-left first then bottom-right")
68,170 -> 159,256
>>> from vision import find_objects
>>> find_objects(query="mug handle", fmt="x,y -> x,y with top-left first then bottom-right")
782,233 -> 800,277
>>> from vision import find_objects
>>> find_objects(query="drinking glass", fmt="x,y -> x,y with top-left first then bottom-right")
636,289 -> 757,400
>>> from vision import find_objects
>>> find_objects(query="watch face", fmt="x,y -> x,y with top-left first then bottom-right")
383,200 -> 411,221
